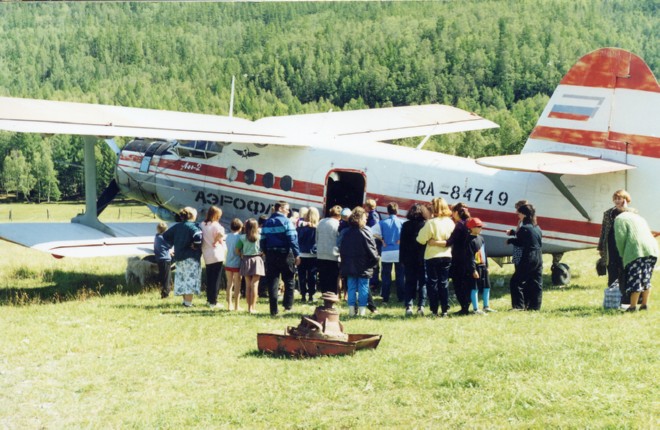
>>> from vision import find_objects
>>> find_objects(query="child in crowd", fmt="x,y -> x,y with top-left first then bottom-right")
224,218 -> 243,311
154,222 -> 173,299
465,218 -> 495,314
237,218 -> 265,314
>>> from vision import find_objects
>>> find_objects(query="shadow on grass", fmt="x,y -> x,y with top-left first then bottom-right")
546,305 -> 625,318
0,269 -> 151,306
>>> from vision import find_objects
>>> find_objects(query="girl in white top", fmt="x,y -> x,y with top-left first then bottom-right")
201,206 -> 226,308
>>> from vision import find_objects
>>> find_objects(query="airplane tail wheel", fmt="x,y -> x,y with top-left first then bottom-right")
551,263 -> 571,286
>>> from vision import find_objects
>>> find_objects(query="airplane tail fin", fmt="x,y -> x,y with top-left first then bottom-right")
522,47 -> 659,162
522,48 -> 659,234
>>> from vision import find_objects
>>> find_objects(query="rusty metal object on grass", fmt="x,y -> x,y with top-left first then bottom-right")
257,292 -> 382,357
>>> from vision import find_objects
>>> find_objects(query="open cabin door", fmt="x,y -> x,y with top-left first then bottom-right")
324,170 -> 366,216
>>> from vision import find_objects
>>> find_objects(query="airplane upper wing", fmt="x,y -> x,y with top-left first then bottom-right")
0,96 -> 300,146
255,104 -> 498,142
0,222 -> 157,258
475,152 -> 636,175
0,97 -> 497,146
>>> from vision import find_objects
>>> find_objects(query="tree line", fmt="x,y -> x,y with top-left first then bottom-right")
0,1 -> 657,201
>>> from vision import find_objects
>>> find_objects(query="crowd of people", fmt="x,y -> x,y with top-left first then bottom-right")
153,189 -> 657,316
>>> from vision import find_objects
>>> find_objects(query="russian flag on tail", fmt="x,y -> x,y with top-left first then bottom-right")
548,94 -> 604,121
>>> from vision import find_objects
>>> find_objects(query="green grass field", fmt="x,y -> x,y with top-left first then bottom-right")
0,203 -> 658,428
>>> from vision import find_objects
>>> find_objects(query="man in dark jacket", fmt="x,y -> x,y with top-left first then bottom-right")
261,201 -> 301,316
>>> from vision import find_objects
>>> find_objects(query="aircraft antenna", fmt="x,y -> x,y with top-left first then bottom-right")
229,75 -> 235,118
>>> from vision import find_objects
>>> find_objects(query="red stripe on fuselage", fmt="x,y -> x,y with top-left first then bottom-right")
367,191 -> 602,242
548,112 -> 590,121
530,126 -> 660,158
148,158 -> 326,197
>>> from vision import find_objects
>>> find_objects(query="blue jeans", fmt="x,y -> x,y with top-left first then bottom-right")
404,262 -> 426,308
425,257 -> 451,314
347,277 -> 369,307
381,262 -> 404,302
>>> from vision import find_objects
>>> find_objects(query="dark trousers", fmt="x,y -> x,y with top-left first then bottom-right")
510,258 -> 543,310
425,257 -> 451,314
403,262 -> 426,309
265,251 -> 295,315
157,259 -> 172,298
451,265 -> 471,313
298,257 -> 318,300
317,259 -> 340,294
381,262 -> 404,302
510,266 -> 525,309
205,261 -> 224,305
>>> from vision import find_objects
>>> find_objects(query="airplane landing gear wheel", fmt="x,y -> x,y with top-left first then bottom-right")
551,263 -> 571,286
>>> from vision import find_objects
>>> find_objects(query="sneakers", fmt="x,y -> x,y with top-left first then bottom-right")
358,306 -> 367,316
440,312 -> 448,318
473,309 -> 485,315
416,307 -> 425,316
405,306 -> 413,317
182,302 -> 194,308
348,306 -> 356,317
484,307 -> 497,313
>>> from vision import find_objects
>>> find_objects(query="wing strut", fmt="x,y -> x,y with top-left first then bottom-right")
71,136 -> 116,236
542,173 -> 591,221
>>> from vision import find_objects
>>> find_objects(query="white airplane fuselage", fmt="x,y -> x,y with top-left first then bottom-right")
116,136 -> 642,258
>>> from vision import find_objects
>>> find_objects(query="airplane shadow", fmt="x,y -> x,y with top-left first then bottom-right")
0,269 -> 153,306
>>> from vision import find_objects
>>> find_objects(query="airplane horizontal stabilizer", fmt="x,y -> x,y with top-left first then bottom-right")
0,222 -> 158,258
475,152 -> 636,175
255,104 -> 499,141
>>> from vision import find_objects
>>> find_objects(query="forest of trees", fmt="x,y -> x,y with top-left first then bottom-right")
0,1 -> 657,201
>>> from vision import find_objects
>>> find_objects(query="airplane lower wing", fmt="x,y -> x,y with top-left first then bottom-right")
0,222 -> 158,258
475,152 -> 636,175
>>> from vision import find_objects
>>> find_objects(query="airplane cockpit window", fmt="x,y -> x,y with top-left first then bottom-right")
176,140 -> 223,159
123,139 -> 153,153
124,139 -> 174,156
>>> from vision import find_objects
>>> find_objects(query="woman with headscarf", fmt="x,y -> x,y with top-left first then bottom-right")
506,203 -> 543,310
162,207 -> 203,307
614,209 -> 658,312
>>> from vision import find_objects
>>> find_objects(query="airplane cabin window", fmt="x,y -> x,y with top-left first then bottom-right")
226,166 -> 238,182
263,172 -> 274,188
280,175 -> 293,192
244,169 -> 256,185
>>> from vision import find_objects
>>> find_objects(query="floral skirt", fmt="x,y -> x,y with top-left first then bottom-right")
624,256 -> 657,293
174,258 -> 202,296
